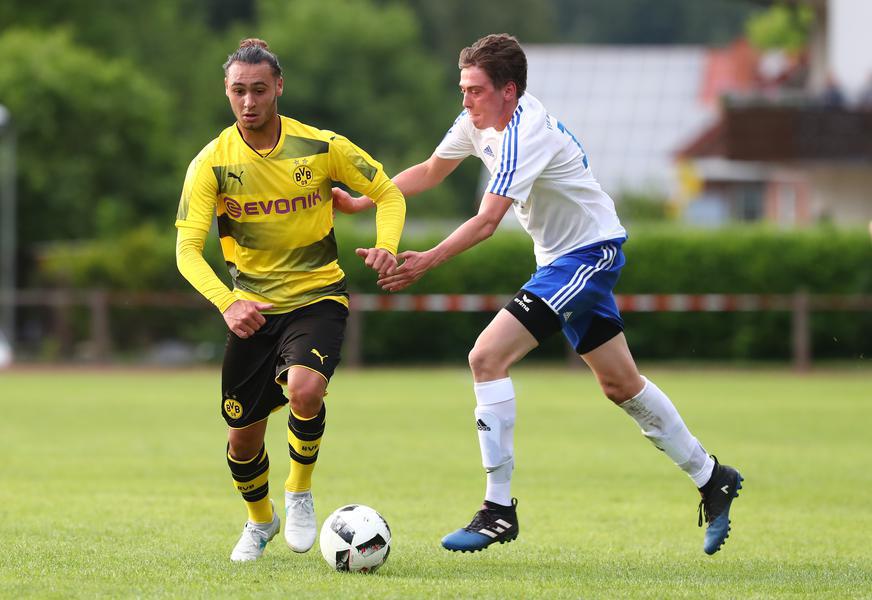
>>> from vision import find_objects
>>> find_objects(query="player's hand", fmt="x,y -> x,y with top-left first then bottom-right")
332,187 -> 372,214
355,248 -> 398,277
377,250 -> 433,292
222,300 -> 273,338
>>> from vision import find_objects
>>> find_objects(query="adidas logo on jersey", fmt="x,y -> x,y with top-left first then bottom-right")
483,145 -> 495,158
476,418 -> 491,431
563,311 -> 573,320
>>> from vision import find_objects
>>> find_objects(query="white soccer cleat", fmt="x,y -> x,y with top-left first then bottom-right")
284,490 -> 317,553
230,501 -> 280,562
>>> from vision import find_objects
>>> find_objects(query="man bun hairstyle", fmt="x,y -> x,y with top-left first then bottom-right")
459,33 -> 527,97
223,38 -> 282,77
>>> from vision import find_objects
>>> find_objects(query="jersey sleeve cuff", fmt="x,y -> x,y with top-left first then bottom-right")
215,293 -> 238,313
175,220 -> 211,232
374,242 -> 398,256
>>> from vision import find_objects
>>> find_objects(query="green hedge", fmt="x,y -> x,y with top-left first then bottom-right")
36,224 -> 872,363
340,225 -> 872,294
338,225 -> 872,363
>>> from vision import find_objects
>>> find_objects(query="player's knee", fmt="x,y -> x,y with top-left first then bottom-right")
227,432 -> 262,461
287,379 -> 324,418
468,344 -> 507,380
599,377 -> 637,404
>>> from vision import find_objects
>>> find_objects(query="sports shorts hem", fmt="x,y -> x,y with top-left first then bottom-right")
573,316 -> 624,355
503,290 -> 562,343
275,364 -> 329,386
225,404 -> 286,430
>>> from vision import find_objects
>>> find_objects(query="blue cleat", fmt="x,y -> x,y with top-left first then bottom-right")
441,498 -> 519,552
698,457 -> 743,555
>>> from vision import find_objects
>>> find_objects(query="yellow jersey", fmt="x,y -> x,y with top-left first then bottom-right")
175,115 -> 404,313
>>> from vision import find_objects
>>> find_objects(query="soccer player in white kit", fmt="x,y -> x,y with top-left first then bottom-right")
333,33 -> 743,555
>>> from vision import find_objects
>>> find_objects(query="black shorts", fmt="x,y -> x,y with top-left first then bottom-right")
221,299 -> 348,428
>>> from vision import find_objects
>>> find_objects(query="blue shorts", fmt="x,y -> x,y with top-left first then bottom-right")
520,238 -> 626,352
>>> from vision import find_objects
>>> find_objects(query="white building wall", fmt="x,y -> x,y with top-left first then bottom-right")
829,0 -> 872,100
524,45 -> 715,198
808,166 -> 872,225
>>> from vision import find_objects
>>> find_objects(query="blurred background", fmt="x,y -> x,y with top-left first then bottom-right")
0,0 -> 870,369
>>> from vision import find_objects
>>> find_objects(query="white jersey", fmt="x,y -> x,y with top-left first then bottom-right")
435,93 -> 626,266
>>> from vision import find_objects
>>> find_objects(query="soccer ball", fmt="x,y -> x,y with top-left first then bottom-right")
319,504 -> 392,573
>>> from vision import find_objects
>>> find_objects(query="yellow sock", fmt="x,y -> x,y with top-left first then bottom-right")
227,445 -> 274,523
285,404 -> 325,493
246,497 -> 274,524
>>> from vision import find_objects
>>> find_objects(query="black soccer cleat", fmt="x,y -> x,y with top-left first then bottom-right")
698,456 -> 744,555
441,498 -> 519,552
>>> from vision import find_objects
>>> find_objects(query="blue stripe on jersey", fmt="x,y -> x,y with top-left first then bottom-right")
491,125 -> 511,194
500,106 -> 524,195
557,119 -> 589,169
494,126 -> 516,196
489,105 -> 524,197
493,111 -> 519,195
502,117 -> 520,194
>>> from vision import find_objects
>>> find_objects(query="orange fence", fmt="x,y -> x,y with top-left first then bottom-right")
345,292 -> 871,370
6,289 -> 872,369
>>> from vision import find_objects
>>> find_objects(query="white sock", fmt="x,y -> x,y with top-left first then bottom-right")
473,377 -> 516,506
619,377 -> 715,488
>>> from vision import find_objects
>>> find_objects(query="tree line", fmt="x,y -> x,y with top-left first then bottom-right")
0,0 -> 764,290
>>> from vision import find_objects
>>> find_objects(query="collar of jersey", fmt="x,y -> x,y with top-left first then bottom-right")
236,117 -> 284,159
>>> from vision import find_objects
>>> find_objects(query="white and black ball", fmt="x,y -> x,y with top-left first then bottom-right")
319,504 -> 391,573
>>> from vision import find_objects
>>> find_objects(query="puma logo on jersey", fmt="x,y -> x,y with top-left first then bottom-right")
311,348 -> 328,364
228,171 -> 243,185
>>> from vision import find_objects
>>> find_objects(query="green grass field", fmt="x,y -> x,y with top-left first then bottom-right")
1,366 -> 871,599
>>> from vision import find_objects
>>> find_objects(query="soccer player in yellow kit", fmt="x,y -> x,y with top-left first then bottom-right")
175,38 -> 405,562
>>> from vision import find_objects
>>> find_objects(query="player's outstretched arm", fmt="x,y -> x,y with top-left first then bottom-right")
331,153 -> 463,213
377,192 -> 512,292
393,154 -> 463,197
